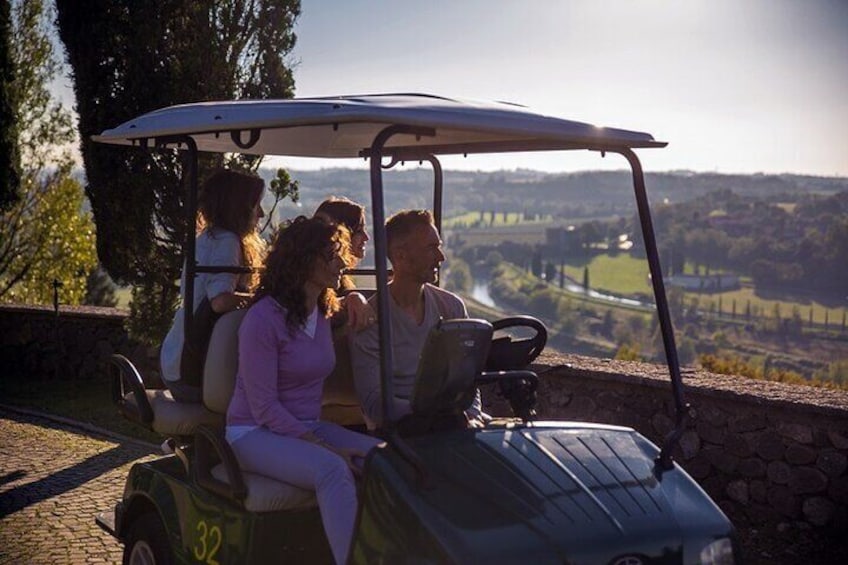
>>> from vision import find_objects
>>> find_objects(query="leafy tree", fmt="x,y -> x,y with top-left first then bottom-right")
554,298 -> 578,336
530,250 -> 542,277
814,360 -> 848,388
677,337 -> 696,366
527,287 -> 560,316
56,0 -> 300,343
614,343 -> 642,362
600,309 -> 615,338
685,228 -> 730,274
84,265 -> 118,307
445,257 -> 471,294
577,220 -> 602,254
820,216 -> 848,293
544,261 -> 556,283
484,250 -> 503,269
0,0 -> 19,211
0,0 -> 96,304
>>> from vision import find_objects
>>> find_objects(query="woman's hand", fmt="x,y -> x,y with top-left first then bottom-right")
300,432 -> 368,476
341,292 -> 376,332
210,291 -> 252,313
326,445 -> 368,476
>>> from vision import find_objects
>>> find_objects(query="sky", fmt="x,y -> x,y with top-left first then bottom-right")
264,0 -> 848,176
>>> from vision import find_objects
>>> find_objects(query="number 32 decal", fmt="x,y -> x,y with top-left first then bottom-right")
194,520 -> 222,565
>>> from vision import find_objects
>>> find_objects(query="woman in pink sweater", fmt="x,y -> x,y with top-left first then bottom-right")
226,216 -> 380,565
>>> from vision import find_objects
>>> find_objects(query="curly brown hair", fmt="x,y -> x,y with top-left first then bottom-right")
256,216 -> 349,332
197,168 -> 265,289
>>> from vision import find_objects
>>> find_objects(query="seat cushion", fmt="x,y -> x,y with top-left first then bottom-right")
204,309 -> 248,414
211,464 -> 316,513
124,390 -> 222,436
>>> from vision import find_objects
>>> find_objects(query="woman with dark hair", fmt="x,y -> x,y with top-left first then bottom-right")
315,196 -> 370,272
160,168 -> 265,402
226,216 -> 381,565
314,196 -> 376,329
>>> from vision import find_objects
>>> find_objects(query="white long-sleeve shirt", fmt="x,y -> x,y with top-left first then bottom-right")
160,228 -> 244,383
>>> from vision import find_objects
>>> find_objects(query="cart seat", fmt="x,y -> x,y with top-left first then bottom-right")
201,308 -> 247,415
122,389 -> 221,437
210,465 -> 316,512
116,306 -> 366,437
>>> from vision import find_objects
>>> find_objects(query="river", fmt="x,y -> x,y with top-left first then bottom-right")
470,276 -> 652,311
470,280 -> 496,307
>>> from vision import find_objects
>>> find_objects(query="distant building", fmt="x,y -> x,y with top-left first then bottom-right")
664,273 -> 740,291
545,226 -> 580,254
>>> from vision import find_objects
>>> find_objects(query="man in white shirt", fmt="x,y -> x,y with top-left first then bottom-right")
350,209 -> 485,427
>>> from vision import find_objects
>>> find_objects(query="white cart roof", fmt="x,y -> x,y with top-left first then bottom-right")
93,93 -> 666,158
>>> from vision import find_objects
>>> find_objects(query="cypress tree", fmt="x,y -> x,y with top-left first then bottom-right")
0,0 -> 19,210
56,1 -> 300,342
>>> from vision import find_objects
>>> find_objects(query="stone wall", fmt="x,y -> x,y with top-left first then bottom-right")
3,304 -> 847,545
0,304 -> 159,382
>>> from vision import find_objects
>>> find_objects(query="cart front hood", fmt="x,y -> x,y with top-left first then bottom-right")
380,423 -> 732,564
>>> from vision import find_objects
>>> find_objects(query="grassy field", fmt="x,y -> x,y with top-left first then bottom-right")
495,261 -> 650,315
563,254 -> 653,296
690,287 -> 847,326
557,253 -> 847,327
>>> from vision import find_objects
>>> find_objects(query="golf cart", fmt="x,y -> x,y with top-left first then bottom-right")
94,94 -> 736,564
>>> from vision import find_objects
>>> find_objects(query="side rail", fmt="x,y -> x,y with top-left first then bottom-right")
193,424 -> 247,503
109,354 -> 154,427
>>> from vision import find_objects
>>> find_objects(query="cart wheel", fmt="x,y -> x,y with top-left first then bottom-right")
123,512 -> 173,565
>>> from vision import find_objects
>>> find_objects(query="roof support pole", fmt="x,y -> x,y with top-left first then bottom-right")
168,136 -> 200,349
614,148 -> 689,473
367,125 -> 436,427
422,155 -> 444,234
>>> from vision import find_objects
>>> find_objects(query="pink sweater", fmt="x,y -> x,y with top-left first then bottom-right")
226,296 -> 335,437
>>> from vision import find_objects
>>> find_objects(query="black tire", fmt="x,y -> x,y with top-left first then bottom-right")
122,512 -> 173,565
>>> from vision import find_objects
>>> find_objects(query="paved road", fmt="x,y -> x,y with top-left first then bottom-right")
0,407 -> 156,564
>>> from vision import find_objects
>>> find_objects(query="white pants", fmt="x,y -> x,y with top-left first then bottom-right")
228,422 -> 380,565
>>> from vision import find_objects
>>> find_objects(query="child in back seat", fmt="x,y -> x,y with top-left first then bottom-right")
225,216 -> 382,565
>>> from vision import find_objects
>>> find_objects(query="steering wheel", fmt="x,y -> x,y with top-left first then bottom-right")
485,316 -> 548,371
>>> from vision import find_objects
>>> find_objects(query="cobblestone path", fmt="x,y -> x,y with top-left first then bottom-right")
0,408 -> 156,564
